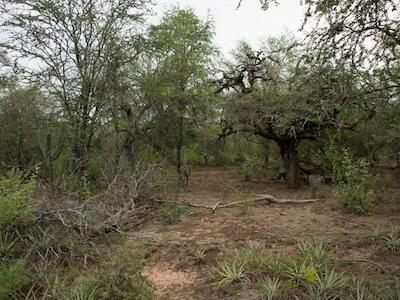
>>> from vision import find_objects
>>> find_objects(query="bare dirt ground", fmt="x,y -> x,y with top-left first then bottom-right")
135,167 -> 400,300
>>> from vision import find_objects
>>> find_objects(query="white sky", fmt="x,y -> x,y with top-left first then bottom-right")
154,0 -> 305,56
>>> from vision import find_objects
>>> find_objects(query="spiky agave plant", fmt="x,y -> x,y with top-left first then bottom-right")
215,258 -> 249,287
296,240 -> 330,269
259,277 -> 281,300
0,230 -> 18,258
191,248 -> 207,263
308,268 -> 346,299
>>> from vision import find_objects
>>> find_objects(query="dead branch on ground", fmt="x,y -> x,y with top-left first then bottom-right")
185,194 -> 319,212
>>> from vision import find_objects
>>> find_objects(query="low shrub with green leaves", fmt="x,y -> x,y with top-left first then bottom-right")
0,259 -> 31,299
327,147 -> 376,215
234,190 -> 254,214
161,201 -> 189,225
0,169 -> 36,231
241,154 -> 265,181
91,258 -> 154,300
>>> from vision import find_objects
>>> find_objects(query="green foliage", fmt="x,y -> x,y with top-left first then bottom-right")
327,147 -> 375,214
349,277 -> 400,300
335,181 -> 374,214
0,85 -> 46,169
0,169 -> 36,231
0,231 -> 18,260
27,227 -> 58,260
307,268 -> 346,300
234,190 -> 254,214
215,258 -> 248,288
190,248 -> 207,264
161,201 -> 189,225
241,153 -> 265,181
90,259 -> 153,300
0,259 -> 31,299
284,260 -> 319,285
259,277 -> 281,300
296,240 -> 330,269
369,225 -> 400,253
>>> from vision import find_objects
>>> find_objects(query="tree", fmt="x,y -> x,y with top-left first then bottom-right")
0,85 -> 48,169
0,0 -> 148,179
251,0 -> 400,98
144,8 -> 216,181
218,38 -> 375,188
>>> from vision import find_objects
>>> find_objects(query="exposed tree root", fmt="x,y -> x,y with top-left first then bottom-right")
185,194 -> 319,212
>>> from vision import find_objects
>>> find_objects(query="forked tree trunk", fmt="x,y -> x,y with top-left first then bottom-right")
279,141 -> 302,189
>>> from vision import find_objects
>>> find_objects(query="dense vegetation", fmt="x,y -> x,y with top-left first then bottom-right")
0,0 -> 399,299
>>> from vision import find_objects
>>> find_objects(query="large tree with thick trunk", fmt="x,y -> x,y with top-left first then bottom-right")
218,38 -> 375,188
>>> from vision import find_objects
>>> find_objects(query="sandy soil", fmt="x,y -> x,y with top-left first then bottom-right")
135,167 -> 400,300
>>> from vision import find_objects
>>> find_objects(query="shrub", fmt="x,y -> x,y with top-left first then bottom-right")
241,154 -> 265,181
234,190 -> 254,214
0,259 -> 31,299
335,180 -> 374,214
161,201 -> 188,225
93,257 -> 153,300
327,147 -> 375,214
0,169 -> 36,231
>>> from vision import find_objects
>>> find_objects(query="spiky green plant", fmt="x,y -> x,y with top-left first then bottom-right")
368,226 -> 383,243
308,268 -> 346,299
215,259 -> 248,287
27,227 -> 58,260
68,282 -> 96,300
259,277 -> 281,300
191,248 -> 207,264
266,259 -> 285,277
284,260 -> 319,286
0,230 -> 18,258
296,240 -> 330,269
383,233 -> 400,253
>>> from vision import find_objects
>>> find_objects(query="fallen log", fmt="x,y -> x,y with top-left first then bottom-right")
185,194 -> 319,212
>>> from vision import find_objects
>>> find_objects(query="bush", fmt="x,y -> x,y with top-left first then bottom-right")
327,147 -> 375,214
90,248 -> 154,300
0,169 -> 36,231
161,201 -> 189,225
0,259 -> 31,299
335,180 -> 374,214
241,154 -> 265,181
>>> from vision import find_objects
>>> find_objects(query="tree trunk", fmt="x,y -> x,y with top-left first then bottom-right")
279,141 -> 302,189
176,116 -> 183,183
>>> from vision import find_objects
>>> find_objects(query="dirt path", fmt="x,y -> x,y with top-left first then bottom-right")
135,167 -> 400,300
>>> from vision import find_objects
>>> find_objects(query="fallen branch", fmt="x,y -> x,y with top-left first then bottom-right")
338,258 -> 388,274
185,194 -> 319,212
